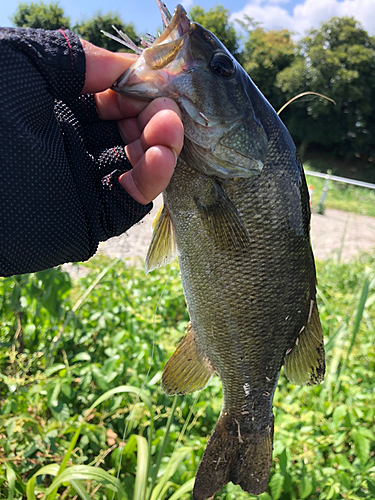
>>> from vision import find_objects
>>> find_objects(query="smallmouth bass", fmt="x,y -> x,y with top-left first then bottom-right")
111,3 -> 325,498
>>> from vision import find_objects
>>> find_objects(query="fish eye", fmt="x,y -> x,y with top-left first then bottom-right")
209,53 -> 236,79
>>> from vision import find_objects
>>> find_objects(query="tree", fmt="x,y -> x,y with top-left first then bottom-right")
11,1 -> 70,30
189,5 -> 241,61
75,11 -> 139,52
241,25 -> 296,110
277,17 -> 375,160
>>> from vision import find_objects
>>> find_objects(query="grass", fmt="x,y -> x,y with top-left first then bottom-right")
0,251 -> 374,499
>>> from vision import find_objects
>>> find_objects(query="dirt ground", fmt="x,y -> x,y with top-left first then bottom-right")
67,196 -> 375,273
310,207 -> 375,261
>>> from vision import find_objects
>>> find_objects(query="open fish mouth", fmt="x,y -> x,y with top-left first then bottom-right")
105,1 -> 268,178
109,3 -> 192,96
153,2 -> 191,45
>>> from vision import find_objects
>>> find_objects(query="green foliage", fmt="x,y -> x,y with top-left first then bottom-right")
11,1 -> 70,30
74,11 -> 139,51
241,25 -> 296,110
277,17 -> 375,160
9,0 -> 375,169
20,386 -> 192,499
0,250 -> 374,499
10,1 -> 138,51
189,5 -> 241,60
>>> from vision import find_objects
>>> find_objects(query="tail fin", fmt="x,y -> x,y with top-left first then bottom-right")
193,412 -> 274,500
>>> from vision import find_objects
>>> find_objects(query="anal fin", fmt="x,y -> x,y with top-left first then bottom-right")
284,300 -> 325,385
145,204 -> 176,274
162,322 -> 214,395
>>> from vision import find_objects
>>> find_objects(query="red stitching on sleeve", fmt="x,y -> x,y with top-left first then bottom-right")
59,29 -> 74,86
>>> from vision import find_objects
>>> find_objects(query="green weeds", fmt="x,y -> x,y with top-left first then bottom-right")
0,253 -> 374,499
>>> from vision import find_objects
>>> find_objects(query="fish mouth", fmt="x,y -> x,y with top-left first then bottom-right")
111,4 -> 192,96
111,4 -> 240,128
153,2 -> 191,45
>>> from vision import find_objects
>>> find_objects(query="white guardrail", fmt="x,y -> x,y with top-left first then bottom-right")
305,170 -> 375,190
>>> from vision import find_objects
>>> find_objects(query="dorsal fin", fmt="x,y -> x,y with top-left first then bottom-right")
145,204 -> 177,274
284,300 -> 325,385
162,322 -> 214,395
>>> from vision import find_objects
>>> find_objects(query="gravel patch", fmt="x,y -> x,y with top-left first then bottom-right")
63,197 -> 375,278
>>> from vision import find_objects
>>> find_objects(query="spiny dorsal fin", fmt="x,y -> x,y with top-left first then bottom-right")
195,181 -> 250,251
284,300 -> 325,385
162,322 -> 214,395
145,204 -> 176,274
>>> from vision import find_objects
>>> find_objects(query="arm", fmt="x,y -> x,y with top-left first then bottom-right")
0,28 -> 183,277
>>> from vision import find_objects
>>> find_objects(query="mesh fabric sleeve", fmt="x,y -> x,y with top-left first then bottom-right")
0,27 -> 152,277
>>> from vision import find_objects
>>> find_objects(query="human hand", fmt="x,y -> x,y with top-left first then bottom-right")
1,28 -> 184,276
81,40 -> 184,205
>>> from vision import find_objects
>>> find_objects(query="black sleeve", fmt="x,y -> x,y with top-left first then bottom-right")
0,27 -> 152,277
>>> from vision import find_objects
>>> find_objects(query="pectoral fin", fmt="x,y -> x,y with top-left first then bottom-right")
162,322 -> 214,395
284,301 -> 325,385
195,181 -> 250,251
145,205 -> 177,274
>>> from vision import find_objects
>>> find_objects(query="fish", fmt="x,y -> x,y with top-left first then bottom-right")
110,3 -> 325,498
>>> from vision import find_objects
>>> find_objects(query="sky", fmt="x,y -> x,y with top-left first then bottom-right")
1,0 -> 375,40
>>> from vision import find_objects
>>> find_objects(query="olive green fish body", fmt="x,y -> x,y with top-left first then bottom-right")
112,4 -> 325,498
162,103 -> 317,496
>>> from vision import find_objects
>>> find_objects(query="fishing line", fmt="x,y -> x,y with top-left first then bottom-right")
112,264 -> 173,499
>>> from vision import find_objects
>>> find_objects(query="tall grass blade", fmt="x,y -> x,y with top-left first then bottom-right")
72,259 -> 120,313
89,385 -> 153,415
168,478 -> 195,500
365,291 -> 375,309
26,464 -> 59,500
336,216 -> 349,264
149,447 -> 192,500
70,480 -> 91,500
47,259 -> 120,364
90,384 -> 155,451
43,465 -> 125,497
148,395 -> 179,497
325,323 -> 347,353
45,424 -> 84,500
335,277 -> 370,394
133,435 -> 149,500
152,481 -> 174,500
323,326 -> 347,400
46,385 -> 150,500
5,464 -> 16,500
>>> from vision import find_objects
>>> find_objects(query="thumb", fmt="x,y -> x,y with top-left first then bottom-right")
81,39 -> 138,94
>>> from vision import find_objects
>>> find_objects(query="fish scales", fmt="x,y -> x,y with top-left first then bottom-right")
112,3 -> 325,498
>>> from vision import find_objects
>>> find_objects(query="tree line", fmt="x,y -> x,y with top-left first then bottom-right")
10,1 -> 375,166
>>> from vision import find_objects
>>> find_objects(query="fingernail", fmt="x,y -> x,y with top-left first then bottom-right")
170,148 -> 178,168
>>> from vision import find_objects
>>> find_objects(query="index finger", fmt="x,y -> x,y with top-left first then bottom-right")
95,88 -> 150,121
81,39 -> 137,94
81,39 -> 151,121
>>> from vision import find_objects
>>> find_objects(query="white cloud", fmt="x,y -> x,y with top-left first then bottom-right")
231,0 -> 375,38
183,0 -> 194,8
267,0 -> 291,5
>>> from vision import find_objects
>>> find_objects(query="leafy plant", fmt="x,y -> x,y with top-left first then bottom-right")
0,253 -> 374,499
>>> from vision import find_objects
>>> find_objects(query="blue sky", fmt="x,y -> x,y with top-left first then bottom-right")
1,0 -> 374,40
